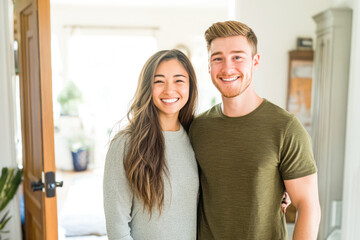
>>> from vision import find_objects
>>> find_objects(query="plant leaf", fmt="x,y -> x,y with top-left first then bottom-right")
0,168 -> 23,212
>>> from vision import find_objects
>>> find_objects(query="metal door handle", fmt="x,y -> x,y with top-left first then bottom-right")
30,172 -> 64,197
31,180 -> 44,191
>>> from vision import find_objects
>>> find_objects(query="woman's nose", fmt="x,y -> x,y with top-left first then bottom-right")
163,82 -> 175,93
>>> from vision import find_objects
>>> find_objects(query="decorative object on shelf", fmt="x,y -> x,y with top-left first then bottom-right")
286,50 -> 314,135
296,37 -> 313,50
0,167 -> 23,239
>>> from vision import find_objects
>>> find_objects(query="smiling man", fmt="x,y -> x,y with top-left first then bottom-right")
189,21 -> 321,240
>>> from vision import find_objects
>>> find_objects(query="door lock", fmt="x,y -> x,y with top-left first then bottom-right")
31,171 -> 63,198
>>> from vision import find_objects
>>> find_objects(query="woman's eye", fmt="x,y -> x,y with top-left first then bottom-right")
176,79 -> 184,83
154,80 -> 163,84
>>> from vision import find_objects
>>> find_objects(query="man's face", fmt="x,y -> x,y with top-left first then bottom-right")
208,35 -> 259,98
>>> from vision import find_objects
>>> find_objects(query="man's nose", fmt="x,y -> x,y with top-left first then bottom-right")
222,59 -> 235,75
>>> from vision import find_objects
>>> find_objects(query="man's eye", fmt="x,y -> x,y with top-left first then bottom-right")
234,56 -> 243,60
212,58 -> 222,62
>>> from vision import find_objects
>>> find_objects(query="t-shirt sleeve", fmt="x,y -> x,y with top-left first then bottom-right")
103,135 -> 134,240
189,121 -> 195,144
279,116 -> 317,180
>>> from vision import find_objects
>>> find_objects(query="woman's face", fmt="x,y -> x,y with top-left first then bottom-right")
152,59 -> 190,122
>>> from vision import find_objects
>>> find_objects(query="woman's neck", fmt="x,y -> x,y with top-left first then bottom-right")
158,114 -> 180,131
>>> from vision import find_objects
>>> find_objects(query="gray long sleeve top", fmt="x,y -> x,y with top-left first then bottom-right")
103,126 -> 199,240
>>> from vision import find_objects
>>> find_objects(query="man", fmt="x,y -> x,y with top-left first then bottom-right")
189,21 -> 321,239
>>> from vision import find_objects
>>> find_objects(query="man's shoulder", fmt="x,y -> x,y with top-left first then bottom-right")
263,99 -> 293,118
193,104 -> 221,122
261,99 -> 296,125
189,104 -> 220,135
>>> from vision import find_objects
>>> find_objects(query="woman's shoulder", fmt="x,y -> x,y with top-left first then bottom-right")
106,132 -> 130,160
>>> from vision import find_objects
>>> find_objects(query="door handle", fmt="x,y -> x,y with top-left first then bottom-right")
31,180 -> 44,191
30,171 -> 63,197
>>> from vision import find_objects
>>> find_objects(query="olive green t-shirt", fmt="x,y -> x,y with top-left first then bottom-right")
189,99 -> 317,240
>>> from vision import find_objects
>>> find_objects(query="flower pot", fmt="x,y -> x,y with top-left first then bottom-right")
71,148 -> 89,171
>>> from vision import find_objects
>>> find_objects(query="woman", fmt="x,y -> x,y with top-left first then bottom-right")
103,49 -> 199,240
103,49 -> 290,240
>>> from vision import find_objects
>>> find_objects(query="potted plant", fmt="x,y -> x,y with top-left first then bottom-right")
69,133 -> 91,172
57,81 -> 82,116
0,167 -> 23,240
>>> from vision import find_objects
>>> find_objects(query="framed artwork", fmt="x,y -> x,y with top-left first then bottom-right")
286,50 -> 314,135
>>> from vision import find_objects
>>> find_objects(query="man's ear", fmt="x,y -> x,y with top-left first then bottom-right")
253,53 -> 260,69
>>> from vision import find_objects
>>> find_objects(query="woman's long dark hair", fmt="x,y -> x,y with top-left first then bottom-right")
113,49 -> 197,216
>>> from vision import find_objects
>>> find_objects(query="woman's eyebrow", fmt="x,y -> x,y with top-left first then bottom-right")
154,74 -> 187,78
154,74 -> 165,78
174,74 -> 187,78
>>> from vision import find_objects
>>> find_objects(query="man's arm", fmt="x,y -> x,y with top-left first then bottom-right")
284,173 -> 321,240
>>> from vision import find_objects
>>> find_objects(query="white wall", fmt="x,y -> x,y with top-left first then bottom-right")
0,0 -> 22,240
234,0 -> 332,108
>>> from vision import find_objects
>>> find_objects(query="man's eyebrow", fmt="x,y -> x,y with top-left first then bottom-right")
210,50 -> 247,58
231,50 -> 247,54
210,51 -> 222,58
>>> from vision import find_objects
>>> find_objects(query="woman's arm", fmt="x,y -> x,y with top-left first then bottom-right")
103,136 -> 134,240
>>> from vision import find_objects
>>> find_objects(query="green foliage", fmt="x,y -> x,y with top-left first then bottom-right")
57,81 -> 83,116
0,168 -> 23,239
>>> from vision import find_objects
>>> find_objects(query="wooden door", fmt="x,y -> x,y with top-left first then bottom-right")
15,0 -> 58,239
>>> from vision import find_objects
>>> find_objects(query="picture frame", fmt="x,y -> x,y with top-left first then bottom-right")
286,50 -> 314,135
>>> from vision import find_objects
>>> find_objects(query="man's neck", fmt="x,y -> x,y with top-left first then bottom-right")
221,85 -> 263,117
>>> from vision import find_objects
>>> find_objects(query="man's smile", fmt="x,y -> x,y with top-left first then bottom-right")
220,76 -> 240,82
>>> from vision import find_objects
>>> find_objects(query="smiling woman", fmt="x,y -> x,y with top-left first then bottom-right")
152,59 -> 190,130
103,49 -> 199,240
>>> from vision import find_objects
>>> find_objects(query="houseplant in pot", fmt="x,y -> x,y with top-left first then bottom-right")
69,132 -> 91,172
